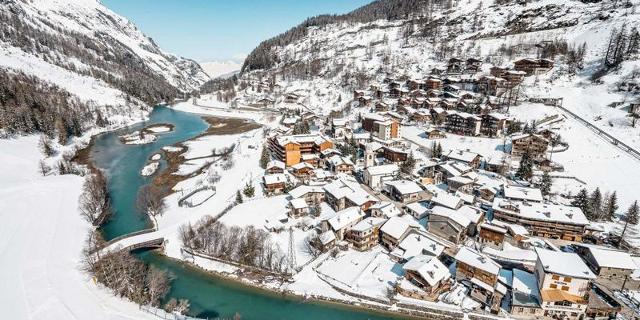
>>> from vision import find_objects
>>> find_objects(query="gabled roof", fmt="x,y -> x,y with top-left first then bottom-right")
385,180 -> 423,195
266,160 -> 285,170
263,173 -> 287,185
503,185 -> 544,202
403,254 -> 451,287
380,216 -> 411,240
587,246 -> 636,270
535,248 -> 596,279
455,246 -> 501,276
328,207 -> 365,231
430,206 -> 471,229
365,163 -> 399,176
290,198 -> 308,210
397,231 -> 445,260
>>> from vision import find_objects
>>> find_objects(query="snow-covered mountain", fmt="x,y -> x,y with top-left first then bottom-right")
200,60 -> 241,79
0,0 -> 209,106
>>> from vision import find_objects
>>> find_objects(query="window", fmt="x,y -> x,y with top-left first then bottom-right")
563,277 -> 572,282
550,284 -> 557,289
552,275 -> 560,280
561,286 -> 569,291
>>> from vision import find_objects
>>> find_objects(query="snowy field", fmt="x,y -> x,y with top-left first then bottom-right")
0,136 -> 155,320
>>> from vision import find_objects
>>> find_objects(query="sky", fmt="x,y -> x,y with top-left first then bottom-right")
101,0 -> 372,63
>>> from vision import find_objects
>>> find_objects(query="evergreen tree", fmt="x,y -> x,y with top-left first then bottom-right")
603,191 -> 619,221
235,190 -> 243,204
516,151 -> 533,180
571,188 -> 592,219
627,201 -> 639,225
539,171 -> 552,196
589,187 -> 603,220
243,182 -> 255,198
401,152 -> 416,175
259,145 -> 270,169
435,142 -> 443,158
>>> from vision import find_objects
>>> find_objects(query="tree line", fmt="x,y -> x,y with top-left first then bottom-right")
179,216 -> 289,273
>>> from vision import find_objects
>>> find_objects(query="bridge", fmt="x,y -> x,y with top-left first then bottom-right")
95,228 -> 165,257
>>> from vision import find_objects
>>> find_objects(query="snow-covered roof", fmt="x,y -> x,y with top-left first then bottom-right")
288,185 -> 325,199
275,134 -> 331,147
503,185 -> 543,202
351,217 -> 387,232
587,246 -> 636,270
398,231 -> 445,260
319,231 -> 336,245
385,180 -> 423,195
291,162 -> 314,170
267,160 -> 285,170
370,201 -> 400,218
448,175 -> 475,185
483,243 -> 537,265
480,222 -> 507,234
430,206 -> 471,228
427,187 -> 463,210
403,254 -> 451,287
446,149 -> 481,163
328,207 -> 365,231
492,198 -> 589,226
511,133 -> 548,143
380,216 -> 411,240
455,247 -> 500,276
365,163 -> 399,176
290,198 -> 308,210
535,248 -> 596,279
329,155 -> 354,167
345,190 -> 377,206
263,173 -> 287,185
332,118 -> 348,126
406,202 -> 430,216
455,191 -> 475,204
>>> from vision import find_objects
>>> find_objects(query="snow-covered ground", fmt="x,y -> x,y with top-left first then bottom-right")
140,162 -> 159,177
0,136 -> 156,320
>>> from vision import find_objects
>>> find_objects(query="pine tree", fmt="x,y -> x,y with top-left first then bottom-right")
259,145 -> 270,169
401,152 -> 416,174
539,171 -> 552,196
571,188 -> 592,218
243,182 -> 255,198
516,151 -> 533,180
235,190 -> 243,204
603,191 -> 619,221
589,187 -> 603,220
627,201 -> 639,225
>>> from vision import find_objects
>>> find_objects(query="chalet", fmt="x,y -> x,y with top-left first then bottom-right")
405,201 -> 430,220
447,57 -> 465,74
331,118 -> 350,140
407,79 -> 425,91
256,97 -> 275,107
412,110 -> 432,123
630,99 -> 640,116
324,179 -> 376,212
327,155 -> 354,174
455,247 -> 504,311
284,93 -> 301,103
425,78 -> 443,90
268,134 -> 333,167
301,153 -> 320,167
398,254 -> 451,301
346,217 -> 386,251
427,187 -> 464,210
429,107 -> 447,124
291,162 -> 315,181
369,201 -> 401,219
511,133 -> 549,161
574,245 -> 636,280
466,58 -> 483,73
479,76 -> 507,97
375,101 -> 390,112
425,128 -> 446,139
265,160 -> 285,174
481,113 -> 508,137
485,156 -> 510,175
391,230 -> 446,262
363,164 -> 400,190
353,89 -> 366,100
478,222 -> 508,250
503,70 -> 526,87
382,146 -> 408,163
318,231 -> 337,252
380,216 -> 415,250
289,198 -> 309,218
513,58 -> 554,76
263,174 -> 287,194
444,111 -> 482,136
503,185 -> 543,203
444,149 -> 482,168
327,207 -> 365,240
384,180 -> 428,204
358,95 -> 373,107
492,199 -> 589,241
534,248 -> 596,319
427,205 -> 472,244
447,175 -> 475,194
288,185 -> 325,204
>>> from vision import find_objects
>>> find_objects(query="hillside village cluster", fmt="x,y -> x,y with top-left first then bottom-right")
219,55 -> 640,320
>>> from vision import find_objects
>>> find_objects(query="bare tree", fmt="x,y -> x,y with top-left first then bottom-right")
38,160 -> 51,176
146,266 -> 171,307
136,185 -> 167,225
79,170 -> 111,225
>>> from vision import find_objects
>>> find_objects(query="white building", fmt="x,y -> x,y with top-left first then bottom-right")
363,164 -> 399,190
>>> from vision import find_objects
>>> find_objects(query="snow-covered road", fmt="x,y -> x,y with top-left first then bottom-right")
0,136 -> 155,320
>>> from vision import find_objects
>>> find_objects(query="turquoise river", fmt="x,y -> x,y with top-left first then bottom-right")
90,106 -> 405,320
